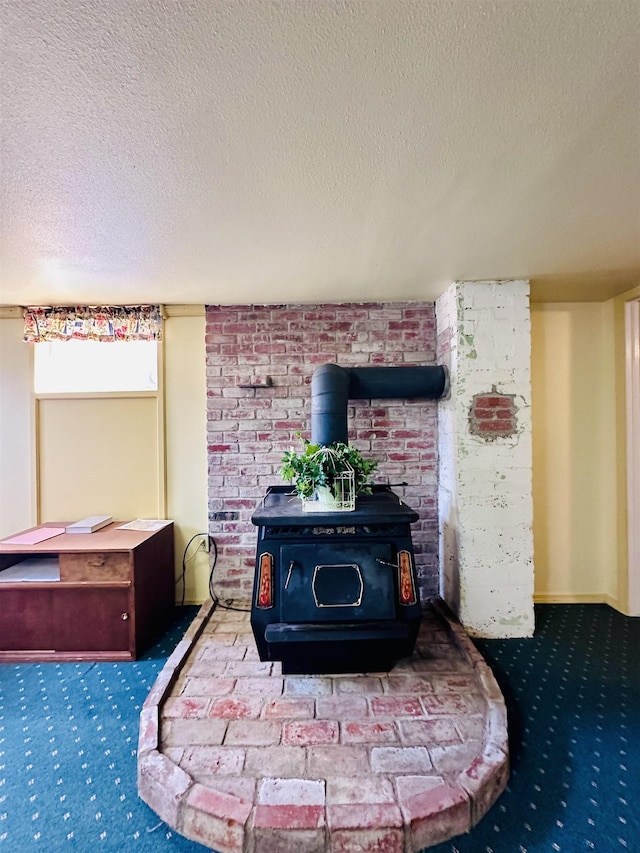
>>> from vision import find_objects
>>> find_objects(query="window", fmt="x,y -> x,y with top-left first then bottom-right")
33,340 -> 158,393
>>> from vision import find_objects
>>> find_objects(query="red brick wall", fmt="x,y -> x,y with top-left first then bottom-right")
469,389 -> 518,439
205,302 -> 439,600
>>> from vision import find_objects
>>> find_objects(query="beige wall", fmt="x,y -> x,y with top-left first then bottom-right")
613,285 -> 640,613
37,396 -> 162,522
531,301 -> 619,606
0,310 -> 210,603
164,308 -> 210,603
0,315 -> 34,537
3,296 -> 636,609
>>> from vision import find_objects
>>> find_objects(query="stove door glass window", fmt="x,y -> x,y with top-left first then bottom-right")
312,564 -> 363,607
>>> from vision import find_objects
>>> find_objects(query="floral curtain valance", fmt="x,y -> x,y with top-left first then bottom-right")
23,306 -> 163,343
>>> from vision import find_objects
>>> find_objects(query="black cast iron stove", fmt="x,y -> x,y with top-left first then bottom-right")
250,485 -> 422,674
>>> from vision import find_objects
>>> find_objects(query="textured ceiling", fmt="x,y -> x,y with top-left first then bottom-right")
1,0 -> 638,307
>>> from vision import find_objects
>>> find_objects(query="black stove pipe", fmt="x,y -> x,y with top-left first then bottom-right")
311,363 -> 449,446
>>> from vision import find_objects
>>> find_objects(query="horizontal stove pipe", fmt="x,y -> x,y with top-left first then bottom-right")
311,363 -> 449,446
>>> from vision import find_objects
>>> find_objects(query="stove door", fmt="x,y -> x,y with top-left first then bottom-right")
279,542 -> 396,622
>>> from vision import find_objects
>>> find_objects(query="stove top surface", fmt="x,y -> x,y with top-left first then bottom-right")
251,485 -> 419,527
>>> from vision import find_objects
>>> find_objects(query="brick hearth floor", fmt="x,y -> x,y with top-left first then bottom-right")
138,597 -> 509,853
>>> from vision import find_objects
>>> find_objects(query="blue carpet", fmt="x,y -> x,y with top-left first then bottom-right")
430,604 -> 640,853
1,604 -> 638,852
0,607 -> 205,852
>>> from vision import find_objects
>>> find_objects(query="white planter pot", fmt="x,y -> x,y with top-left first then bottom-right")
301,484 -> 354,513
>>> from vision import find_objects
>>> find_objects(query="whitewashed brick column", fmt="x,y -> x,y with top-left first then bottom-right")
436,281 -> 534,638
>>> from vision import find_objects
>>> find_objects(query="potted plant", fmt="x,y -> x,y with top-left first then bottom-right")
280,436 -> 379,512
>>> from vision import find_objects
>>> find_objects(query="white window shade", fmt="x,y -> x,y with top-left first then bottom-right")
34,340 -> 158,393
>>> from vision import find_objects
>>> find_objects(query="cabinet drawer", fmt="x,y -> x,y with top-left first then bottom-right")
59,552 -> 131,581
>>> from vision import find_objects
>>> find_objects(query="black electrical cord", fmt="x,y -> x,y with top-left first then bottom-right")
207,536 -> 218,602
178,533 -> 212,606
178,531 -> 250,613
207,535 -> 250,613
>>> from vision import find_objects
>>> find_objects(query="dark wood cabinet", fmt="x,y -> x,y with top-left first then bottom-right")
0,522 -> 175,661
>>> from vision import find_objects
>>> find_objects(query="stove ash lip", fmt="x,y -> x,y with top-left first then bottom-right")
311,362 -> 449,446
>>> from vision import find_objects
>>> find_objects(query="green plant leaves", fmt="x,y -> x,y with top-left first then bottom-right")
280,436 -> 378,500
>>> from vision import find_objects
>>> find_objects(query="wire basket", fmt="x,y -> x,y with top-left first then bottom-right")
301,469 -> 356,513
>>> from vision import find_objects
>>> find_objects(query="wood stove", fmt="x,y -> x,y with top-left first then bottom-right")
250,485 -> 422,674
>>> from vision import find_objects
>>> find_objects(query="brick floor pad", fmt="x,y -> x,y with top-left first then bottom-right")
138,597 -> 509,853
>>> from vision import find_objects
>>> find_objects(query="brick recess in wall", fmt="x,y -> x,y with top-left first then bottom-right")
469,388 -> 518,439
205,303 -> 439,599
